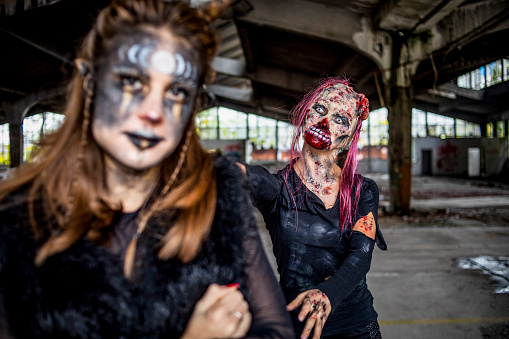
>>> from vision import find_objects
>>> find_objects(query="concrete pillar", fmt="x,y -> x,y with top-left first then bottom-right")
481,123 -> 487,137
385,33 -> 414,215
386,85 -> 413,215
9,122 -> 23,168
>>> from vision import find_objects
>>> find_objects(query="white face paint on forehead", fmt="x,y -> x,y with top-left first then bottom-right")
117,39 -> 198,82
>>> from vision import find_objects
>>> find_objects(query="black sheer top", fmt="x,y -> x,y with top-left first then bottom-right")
245,163 -> 387,335
107,209 -> 294,338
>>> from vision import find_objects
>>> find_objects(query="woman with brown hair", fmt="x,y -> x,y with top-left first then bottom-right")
0,0 -> 293,338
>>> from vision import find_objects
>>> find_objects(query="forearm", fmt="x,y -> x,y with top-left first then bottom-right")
315,232 -> 375,312
243,218 -> 294,338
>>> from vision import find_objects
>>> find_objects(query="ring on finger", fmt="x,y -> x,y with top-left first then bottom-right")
233,311 -> 243,320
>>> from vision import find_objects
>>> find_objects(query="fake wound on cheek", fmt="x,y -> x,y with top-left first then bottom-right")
353,212 -> 376,239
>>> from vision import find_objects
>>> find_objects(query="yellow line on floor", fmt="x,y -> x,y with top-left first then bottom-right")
379,317 -> 509,326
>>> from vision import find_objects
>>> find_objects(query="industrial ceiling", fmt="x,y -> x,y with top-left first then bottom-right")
1,0 -> 508,125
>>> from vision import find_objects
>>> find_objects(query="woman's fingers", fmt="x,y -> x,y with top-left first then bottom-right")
230,309 -> 252,338
181,283 -> 250,339
289,289 -> 331,339
311,315 -> 326,339
195,283 -> 239,312
297,295 -> 314,322
286,291 -> 307,311
209,292 -> 250,337
300,312 -> 317,339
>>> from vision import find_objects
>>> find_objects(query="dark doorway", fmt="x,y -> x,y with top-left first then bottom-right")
422,150 -> 432,176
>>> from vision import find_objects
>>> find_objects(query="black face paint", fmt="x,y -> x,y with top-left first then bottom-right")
93,31 -> 199,128
90,30 -> 202,171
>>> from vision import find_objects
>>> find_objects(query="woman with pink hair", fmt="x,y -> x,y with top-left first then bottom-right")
240,77 -> 387,339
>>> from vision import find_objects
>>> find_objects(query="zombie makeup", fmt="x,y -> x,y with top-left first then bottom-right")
91,30 -> 201,171
352,212 -> 376,240
303,149 -> 338,197
303,83 -> 361,152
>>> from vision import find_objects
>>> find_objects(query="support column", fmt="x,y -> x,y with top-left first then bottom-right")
9,122 -> 23,168
481,123 -> 487,137
384,32 -> 415,215
386,85 -> 413,215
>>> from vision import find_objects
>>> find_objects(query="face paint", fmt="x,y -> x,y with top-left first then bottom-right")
303,149 -> 338,197
303,83 -> 360,152
304,117 -> 331,149
92,30 -> 201,171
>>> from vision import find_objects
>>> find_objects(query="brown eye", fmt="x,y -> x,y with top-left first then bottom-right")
166,87 -> 189,101
121,76 -> 143,91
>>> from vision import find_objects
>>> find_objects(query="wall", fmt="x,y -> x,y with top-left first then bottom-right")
200,139 -> 246,162
412,137 -> 507,176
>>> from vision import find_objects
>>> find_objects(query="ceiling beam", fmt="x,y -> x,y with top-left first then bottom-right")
236,0 -> 363,50
246,64 -> 320,94
212,56 -> 246,77
374,0 -> 446,32
204,83 -> 253,103
215,98 -> 289,121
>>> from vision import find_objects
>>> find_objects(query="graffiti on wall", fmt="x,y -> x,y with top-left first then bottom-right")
436,141 -> 459,172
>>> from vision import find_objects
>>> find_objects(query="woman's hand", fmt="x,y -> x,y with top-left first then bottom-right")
286,289 -> 331,339
181,283 -> 252,339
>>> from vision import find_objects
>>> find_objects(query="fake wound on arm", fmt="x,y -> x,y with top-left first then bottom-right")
352,212 -> 376,240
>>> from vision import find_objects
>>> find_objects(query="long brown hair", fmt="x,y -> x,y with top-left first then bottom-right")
0,0 -> 234,270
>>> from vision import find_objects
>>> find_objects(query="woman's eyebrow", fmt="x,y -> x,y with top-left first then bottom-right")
112,63 -> 149,81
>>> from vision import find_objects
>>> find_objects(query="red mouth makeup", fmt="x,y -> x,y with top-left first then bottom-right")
304,118 -> 331,150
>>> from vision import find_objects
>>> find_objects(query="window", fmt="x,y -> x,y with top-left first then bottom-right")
249,115 -> 276,149
23,112 -> 65,162
486,122 -> 494,138
426,112 -> 454,138
277,120 -> 293,161
471,66 -> 486,90
504,59 -> 509,82
367,108 -> 388,146
465,122 -> 481,137
458,59 -> 508,89
0,123 -> 10,166
196,107 -> 219,139
412,109 -> 427,138
486,60 -> 502,87
218,107 -> 247,140
496,121 -> 505,138
457,73 -> 471,89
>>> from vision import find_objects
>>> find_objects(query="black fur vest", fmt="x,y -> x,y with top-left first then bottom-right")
0,155 -> 251,338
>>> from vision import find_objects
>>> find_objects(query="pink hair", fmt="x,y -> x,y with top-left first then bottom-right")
284,77 -> 367,233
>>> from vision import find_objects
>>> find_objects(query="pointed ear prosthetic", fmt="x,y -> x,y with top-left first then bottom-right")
75,58 -> 94,93
196,0 -> 236,22
357,93 -> 369,121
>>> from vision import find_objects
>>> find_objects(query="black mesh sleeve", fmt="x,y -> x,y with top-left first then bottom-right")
243,164 -> 280,219
243,214 -> 294,338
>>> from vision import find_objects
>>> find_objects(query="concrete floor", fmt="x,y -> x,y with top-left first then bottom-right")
255,174 -> 509,338
370,226 -> 509,339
